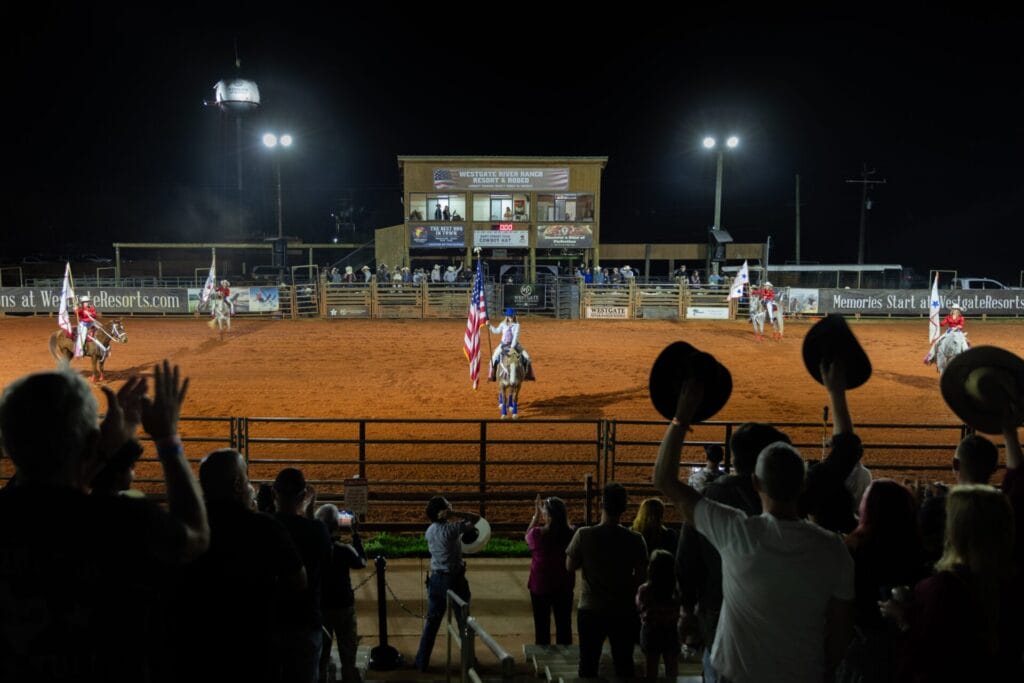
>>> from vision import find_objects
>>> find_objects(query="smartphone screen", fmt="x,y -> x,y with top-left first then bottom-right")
338,510 -> 354,527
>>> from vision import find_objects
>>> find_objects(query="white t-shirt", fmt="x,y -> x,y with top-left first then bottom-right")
695,498 -> 854,683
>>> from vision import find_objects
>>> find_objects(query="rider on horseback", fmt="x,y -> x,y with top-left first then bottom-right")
216,279 -> 234,314
487,308 -> 535,381
925,303 -> 968,365
74,295 -> 105,358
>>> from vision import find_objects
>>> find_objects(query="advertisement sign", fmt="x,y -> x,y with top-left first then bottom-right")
474,230 -> 529,248
504,283 -> 545,310
686,306 -> 731,320
536,224 -> 594,248
586,306 -> 629,319
783,288 -> 819,315
344,477 -> 369,516
817,289 -> 1024,315
0,287 -> 190,313
187,287 -> 280,313
433,167 -> 569,191
409,224 -> 466,248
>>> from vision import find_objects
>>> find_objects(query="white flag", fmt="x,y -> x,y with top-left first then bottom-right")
928,273 -> 941,343
728,260 -> 750,299
58,262 -> 75,335
200,256 -> 217,305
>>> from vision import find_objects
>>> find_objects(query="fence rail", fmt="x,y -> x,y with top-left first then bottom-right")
0,416 -> 979,532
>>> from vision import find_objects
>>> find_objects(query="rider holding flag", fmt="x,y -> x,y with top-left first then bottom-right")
74,295 -> 102,358
216,279 -> 235,314
942,303 -> 965,332
487,308 -> 535,381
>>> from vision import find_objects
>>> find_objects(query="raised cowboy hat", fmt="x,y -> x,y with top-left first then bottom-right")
801,314 -> 872,389
940,346 -> 1024,434
649,342 -> 732,422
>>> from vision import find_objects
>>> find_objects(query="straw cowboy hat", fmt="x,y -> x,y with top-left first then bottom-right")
801,314 -> 872,389
648,341 -> 732,422
344,266 -> 353,274
360,265 -> 370,271
80,295 -> 92,303
949,303 -> 961,311
220,280 -> 229,287
446,265 -> 456,272
940,346 -> 1024,434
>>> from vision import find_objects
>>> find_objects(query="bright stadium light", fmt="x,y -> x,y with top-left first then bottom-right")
703,136 -> 716,149
704,133 -> 741,277
726,135 -> 739,148
262,132 -> 295,238
280,134 -> 293,147
262,133 -> 278,148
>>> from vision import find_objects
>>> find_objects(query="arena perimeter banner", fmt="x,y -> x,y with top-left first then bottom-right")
0,287 -> 281,314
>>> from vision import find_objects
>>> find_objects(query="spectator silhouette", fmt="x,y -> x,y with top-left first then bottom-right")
526,495 -> 575,645
631,497 -> 678,553
566,482 -> 648,678
315,504 -> 367,683
0,361 -> 209,683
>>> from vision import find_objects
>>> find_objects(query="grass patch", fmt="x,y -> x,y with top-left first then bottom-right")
363,532 -> 529,558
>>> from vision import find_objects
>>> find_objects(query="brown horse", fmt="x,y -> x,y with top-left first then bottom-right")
48,319 -> 128,382
497,347 -> 524,419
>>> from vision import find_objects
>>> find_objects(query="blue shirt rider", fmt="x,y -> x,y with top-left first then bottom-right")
488,308 -> 535,381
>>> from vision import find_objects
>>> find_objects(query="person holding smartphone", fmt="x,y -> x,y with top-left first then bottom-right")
315,504 -> 367,683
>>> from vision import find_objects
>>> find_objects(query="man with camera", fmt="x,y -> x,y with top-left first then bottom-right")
315,504 -> 367,683
413,496 -> 479,672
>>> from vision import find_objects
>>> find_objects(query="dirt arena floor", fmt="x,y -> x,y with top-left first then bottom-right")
3,315 -> 1022,523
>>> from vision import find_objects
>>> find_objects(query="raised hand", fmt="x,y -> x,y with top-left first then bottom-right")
98,375 -> 148,456
141,360 -> 189,441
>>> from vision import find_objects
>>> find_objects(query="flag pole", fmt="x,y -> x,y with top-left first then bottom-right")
477,248 -> 493,361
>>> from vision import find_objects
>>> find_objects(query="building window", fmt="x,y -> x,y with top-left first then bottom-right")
537,193 -> 594,222
472,193 -> 529,222
409,193 -> 465,221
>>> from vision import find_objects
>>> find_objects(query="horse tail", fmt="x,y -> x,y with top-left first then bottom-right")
49,332 -> 70,368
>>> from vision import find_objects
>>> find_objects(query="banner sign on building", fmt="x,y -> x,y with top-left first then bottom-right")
504,283 -> 545,310
536,224 -> 594,248
433,168 -> 569,191
409,224 -> 466,248
816,289 -> 1024,315
474,230 -> 529,248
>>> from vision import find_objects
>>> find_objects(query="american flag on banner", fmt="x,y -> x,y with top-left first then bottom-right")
728,260 -> 750,299
200,256 -> 217,306
463,260 -> 489,389
928,273 -> 941,343
433,168 -> 456,189
58,262 -> 75,336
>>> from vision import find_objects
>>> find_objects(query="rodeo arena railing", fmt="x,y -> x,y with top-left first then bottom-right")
0,415 -> 982,530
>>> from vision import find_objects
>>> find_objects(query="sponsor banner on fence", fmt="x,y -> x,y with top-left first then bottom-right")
504,283 -> 546,310
817,289 -> 1024,315
686,306 -> 731,320
187,287 -> 280,313
409,224 -> 465,248
586,305 -> 629,319
473,230 -> 529,248
433,167 -> 569,191
784,288 -> 819,315
0,287 -> 190,313
536,224 -> 594,248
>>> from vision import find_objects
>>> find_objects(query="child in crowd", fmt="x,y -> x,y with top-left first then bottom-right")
635,549 -> 681,680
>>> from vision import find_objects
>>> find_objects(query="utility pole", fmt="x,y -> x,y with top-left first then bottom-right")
795,174 -> 801,264
845,163 -> 886,264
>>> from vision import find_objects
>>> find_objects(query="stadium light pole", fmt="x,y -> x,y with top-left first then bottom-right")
262,132 -> 294,238
703,135 -> 739,276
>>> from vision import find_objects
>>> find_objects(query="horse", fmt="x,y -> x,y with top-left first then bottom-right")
207,292 -> 231,338
927,329 -> 970,374
49,319 -> 128,382
749,294 -> 767,341
768,298 -> 784,340
497,347 -> 524,419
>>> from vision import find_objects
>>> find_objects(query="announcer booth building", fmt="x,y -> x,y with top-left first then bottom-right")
391,156 -> 608,281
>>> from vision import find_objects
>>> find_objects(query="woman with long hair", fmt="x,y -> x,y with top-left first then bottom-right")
526,495 -> 575,645
631,498 -> 678,554
892,485 -> 1021,681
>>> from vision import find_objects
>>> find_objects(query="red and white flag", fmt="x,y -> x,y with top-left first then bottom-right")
58,262 -> 75,336
928,273 -> 941,343
463,259 -> 489,389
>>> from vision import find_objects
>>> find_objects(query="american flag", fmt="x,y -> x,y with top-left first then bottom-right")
433,168 -> 456,189
463,260 -> 489,389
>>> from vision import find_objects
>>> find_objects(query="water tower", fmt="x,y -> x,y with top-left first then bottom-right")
210,44 -> 260,237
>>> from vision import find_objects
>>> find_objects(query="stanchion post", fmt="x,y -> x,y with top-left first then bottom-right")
369,556 -> 402,670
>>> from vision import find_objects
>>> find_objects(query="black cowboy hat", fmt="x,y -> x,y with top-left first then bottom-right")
940,346 -> 1024,434
801,314 -> 872,389
649,342 -> 732,422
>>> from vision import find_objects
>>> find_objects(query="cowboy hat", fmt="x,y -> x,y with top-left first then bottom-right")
344,266 -> 353,274
80,295 -> 91,303
940,346 -> 1024,434
764,281 -> 774,288
949,303 -> 961,310
446,265 -> 455,271
220,280 -> 229,286
801,314 -> 872,389
649,342 -> 732,422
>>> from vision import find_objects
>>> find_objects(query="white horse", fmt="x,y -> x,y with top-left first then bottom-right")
207,292 -> 231,338
766,297 -> 784,340
749,294 -> 766,340
927,329 -> 969,374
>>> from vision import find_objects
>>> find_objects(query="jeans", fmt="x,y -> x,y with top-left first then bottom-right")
414,570 -> 470,671
703,646 -> 720,683
321,606 -> 359,683
577,608 -> 639,678
530,591 -> 573,645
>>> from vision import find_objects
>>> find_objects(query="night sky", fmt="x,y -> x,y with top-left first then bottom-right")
7,7 -> 1023,281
